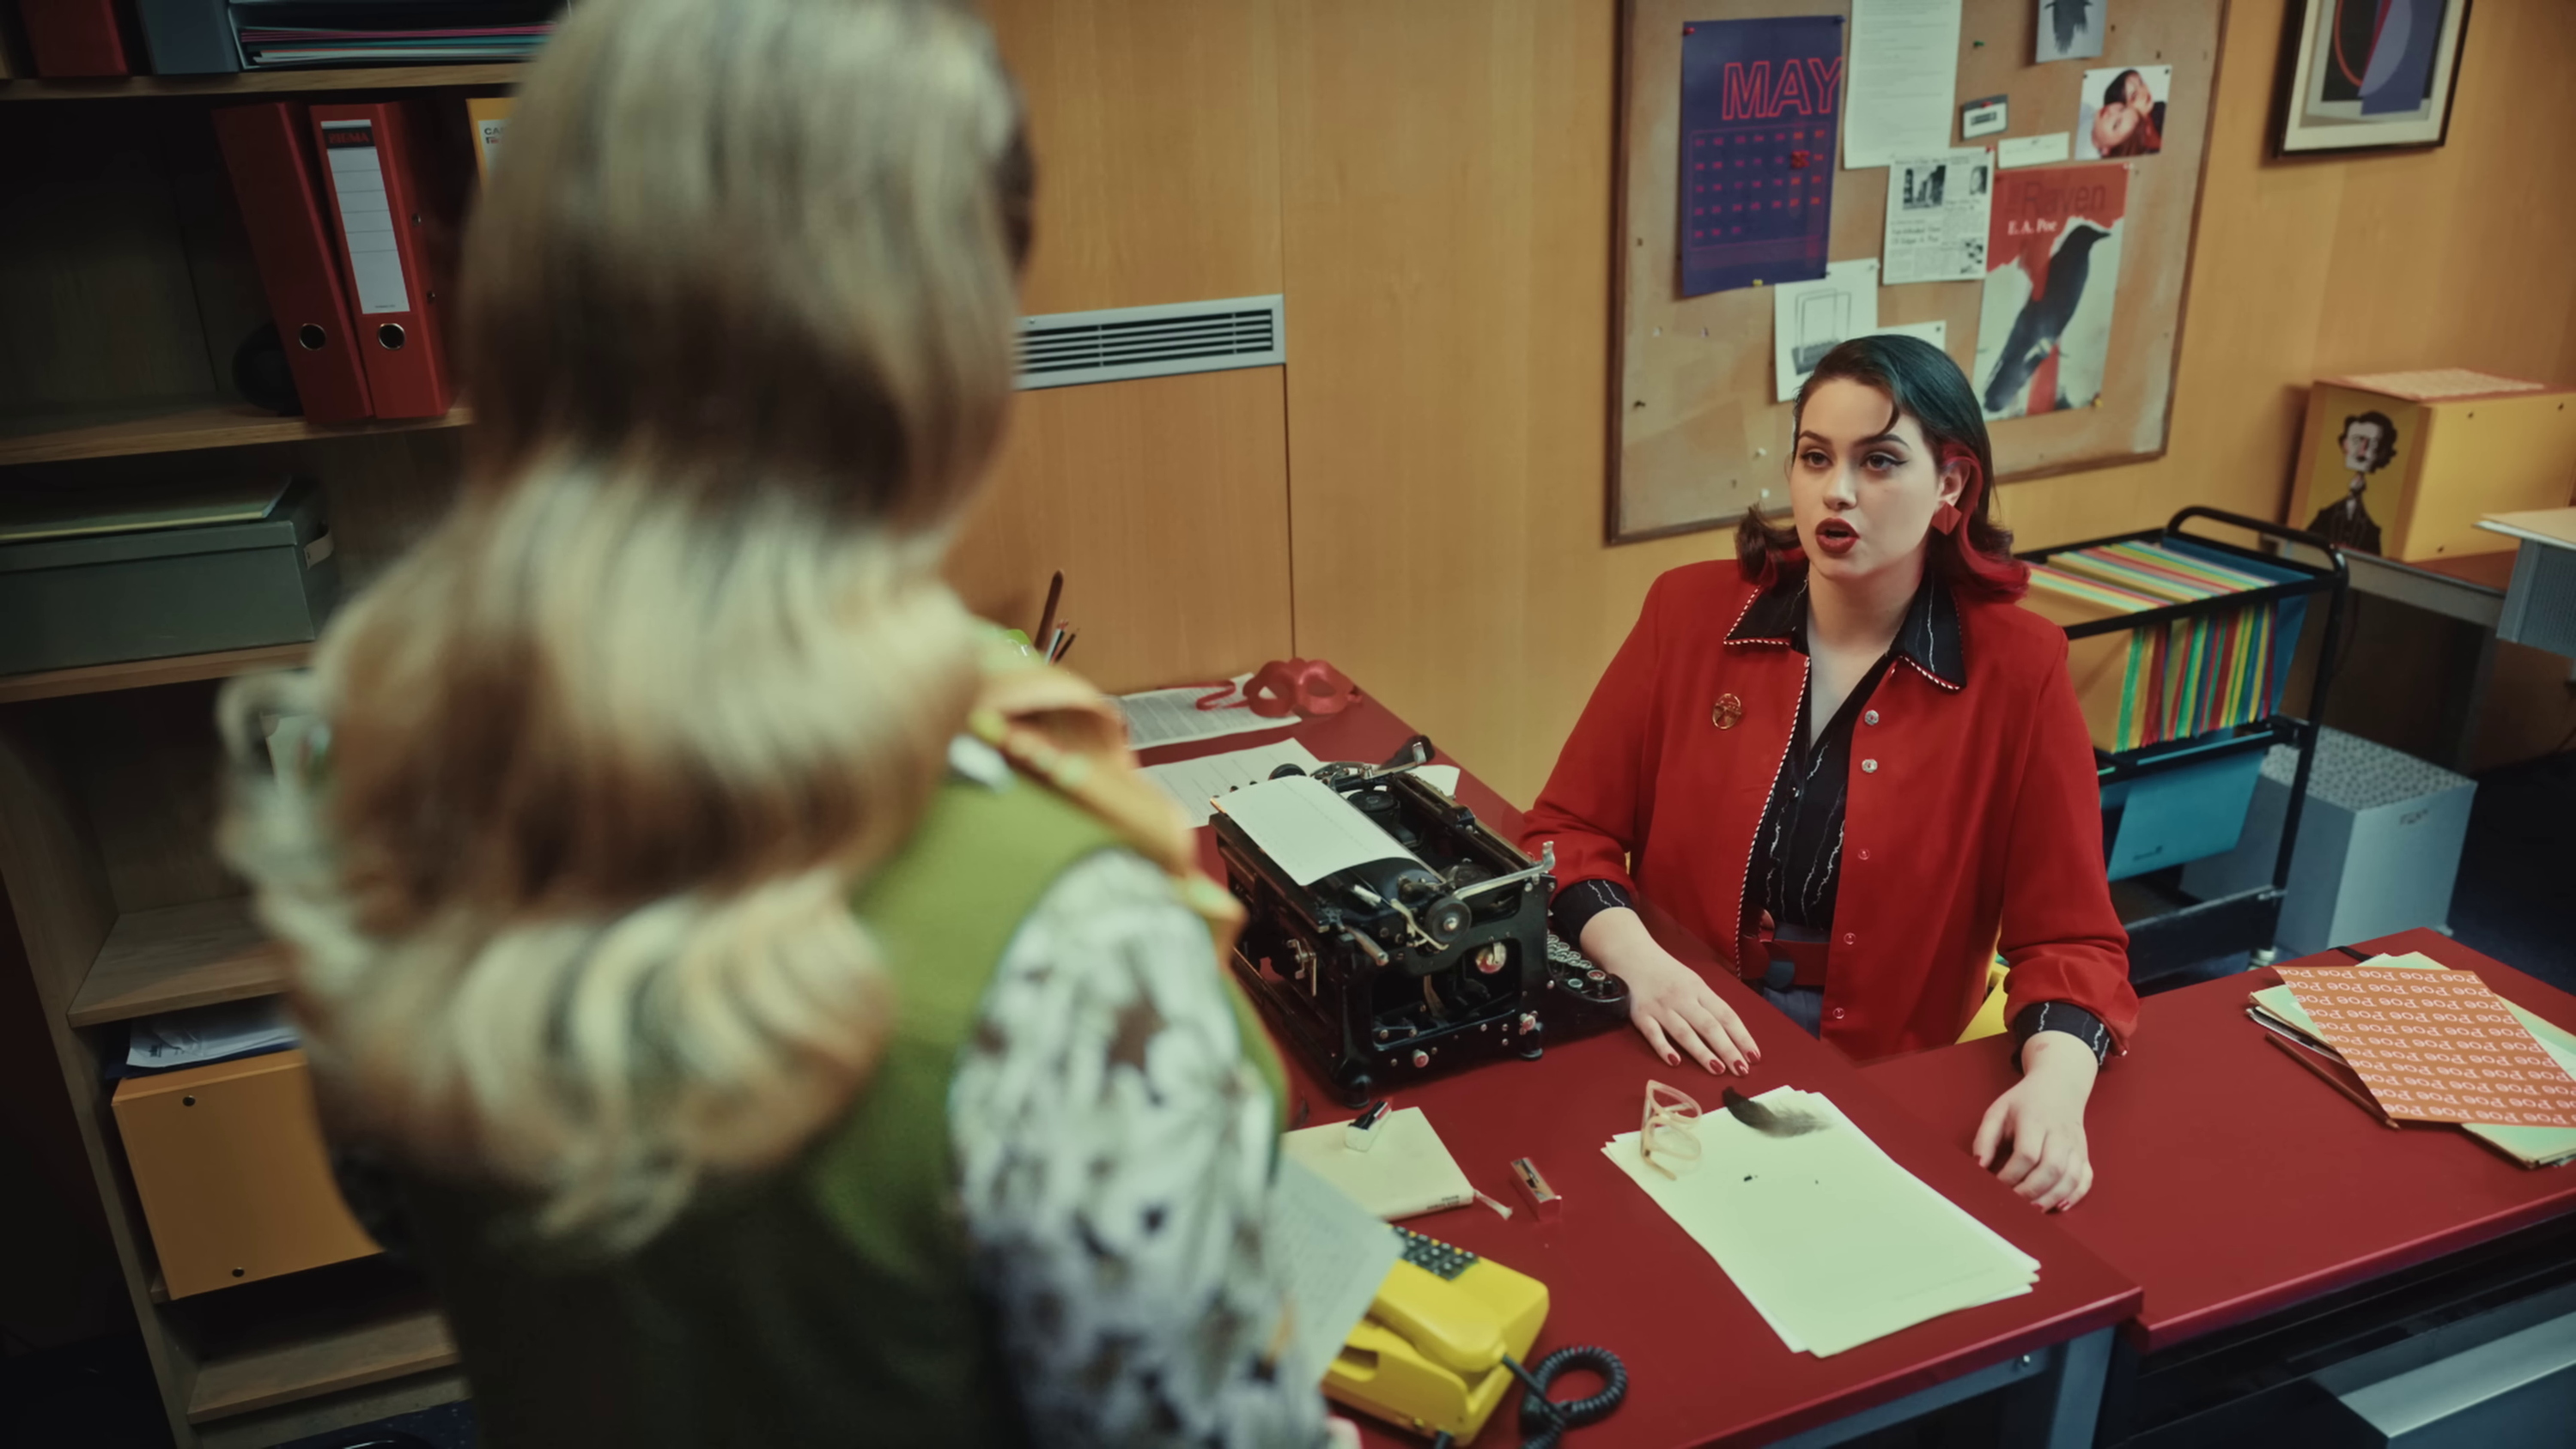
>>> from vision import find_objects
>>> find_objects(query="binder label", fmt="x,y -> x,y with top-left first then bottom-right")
319,121 -> 411,316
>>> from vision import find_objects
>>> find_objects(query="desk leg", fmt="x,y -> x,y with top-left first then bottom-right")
2000,1326 -> 2113,1449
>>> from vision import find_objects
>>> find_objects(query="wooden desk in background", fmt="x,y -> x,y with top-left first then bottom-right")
1146,692 -> 2142,1448
1864,930 -> 2576,1444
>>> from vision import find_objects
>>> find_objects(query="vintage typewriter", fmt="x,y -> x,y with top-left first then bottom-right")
1212,737 -> 1630,1105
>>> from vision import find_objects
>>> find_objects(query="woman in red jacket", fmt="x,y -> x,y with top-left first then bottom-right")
1523,335 -> 2136,1212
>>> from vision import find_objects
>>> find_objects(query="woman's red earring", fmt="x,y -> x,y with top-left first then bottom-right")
1932,501 -> 1963,535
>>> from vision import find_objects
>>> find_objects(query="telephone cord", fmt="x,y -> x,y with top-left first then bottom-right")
1423,1345 -> 1628,1449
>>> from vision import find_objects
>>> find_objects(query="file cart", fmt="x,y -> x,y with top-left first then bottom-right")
2020,508 -> 2351,986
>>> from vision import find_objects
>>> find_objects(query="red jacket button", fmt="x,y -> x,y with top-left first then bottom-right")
1856,848 -> 1871,861
1842,931 -> 1856,945
1829,1006 -> 1848,1021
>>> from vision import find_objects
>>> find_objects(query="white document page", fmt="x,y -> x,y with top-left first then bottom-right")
1996,132 -> 2073,169
1267,1157 -> 1406,1389
1603,1088 -> 2037,1356
1775,259 -> 1881,401
1143,740 -> 1324,826
1404,765 -> 1461,797
1213,774 -> 1423,886
1868,320 -> 1948,349
128,998 -> 298,1070
1116,674 -> 1285,749
1883,149 -> 1994,283
1842,0 -> 1964,170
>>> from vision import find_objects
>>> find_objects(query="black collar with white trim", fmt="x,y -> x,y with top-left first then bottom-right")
1723,567 -> 1965,693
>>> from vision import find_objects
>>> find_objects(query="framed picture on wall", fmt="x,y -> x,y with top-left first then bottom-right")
2273,0 -> 2473,156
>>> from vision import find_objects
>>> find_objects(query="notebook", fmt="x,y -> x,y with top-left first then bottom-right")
1281,1107 -> 1475,1220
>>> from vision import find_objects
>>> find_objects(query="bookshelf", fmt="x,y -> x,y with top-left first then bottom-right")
0,399 -> 471,467
188,1302 -> 458,1424
69,896 -> 288,1028
0,62 -> 524,101
0,53 -> 483,1446
0,641 -> 314,706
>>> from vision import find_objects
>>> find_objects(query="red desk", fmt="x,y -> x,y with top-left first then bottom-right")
1147,696 -> 2141,1447
1862,929 -> 2576,1357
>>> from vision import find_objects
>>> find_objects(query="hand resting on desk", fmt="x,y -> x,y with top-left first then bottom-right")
1971,1031 -> 2099,1212
1579,906 -> 1760,1076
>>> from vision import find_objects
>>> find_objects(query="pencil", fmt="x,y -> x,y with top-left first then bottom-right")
1034,571 -> 1064,652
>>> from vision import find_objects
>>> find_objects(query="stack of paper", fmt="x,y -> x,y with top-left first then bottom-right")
2250,953 -> 2576,1167
1142,740 -> 1323,826
127,998 -> 297,1071
1602,1088 -> 2038,1356
1115,673 -> 1277,749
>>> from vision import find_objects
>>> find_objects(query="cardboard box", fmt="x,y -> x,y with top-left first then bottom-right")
2288,370 -> 2576,564
0,476 -> 337,676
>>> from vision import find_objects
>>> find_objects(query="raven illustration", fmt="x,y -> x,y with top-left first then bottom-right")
2046,0 -> 2093,55
1982,223 -> 2110,415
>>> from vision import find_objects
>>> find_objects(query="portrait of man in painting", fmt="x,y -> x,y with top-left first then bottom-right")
2306,409 -> 2397,555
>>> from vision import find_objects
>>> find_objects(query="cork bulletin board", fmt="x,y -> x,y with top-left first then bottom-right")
1609,0 -> 2228,542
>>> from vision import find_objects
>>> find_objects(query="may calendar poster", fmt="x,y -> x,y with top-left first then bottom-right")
1971,162 -> 2126,421
1679,16 -> 1844,299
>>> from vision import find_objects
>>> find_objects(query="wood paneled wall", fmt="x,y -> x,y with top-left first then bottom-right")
981,0 -> 2576,790
951,0 -> 1293,692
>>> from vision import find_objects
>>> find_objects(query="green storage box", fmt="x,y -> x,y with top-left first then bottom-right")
0,477 -> 339,676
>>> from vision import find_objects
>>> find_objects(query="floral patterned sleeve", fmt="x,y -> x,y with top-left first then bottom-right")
948,848 -> 1328,1449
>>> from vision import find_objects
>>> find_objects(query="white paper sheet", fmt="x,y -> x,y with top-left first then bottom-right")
1267,1156 -> 1406,1389
1213,774 -> 1423,886
1602,1088 -> 2037,1357
1143,740 -> 1325,826
1883,149 -> 1993,283
1868,320 -> 1948,349
127,997 -> 297,1070
1404,765 -> 1461,797
1116,674 -> 1285,749
1775,259 -> 1881,401
1996,131 -> 2072,169
1842,0 -> 1964,170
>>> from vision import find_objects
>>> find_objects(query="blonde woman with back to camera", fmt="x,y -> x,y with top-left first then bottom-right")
218,1 -> 1351,1444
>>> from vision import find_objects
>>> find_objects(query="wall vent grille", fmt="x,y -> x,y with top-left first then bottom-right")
1016,294 -> 1285,390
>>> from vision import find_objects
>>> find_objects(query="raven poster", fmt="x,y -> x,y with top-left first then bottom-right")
1971,162 -> 2126,421
1678,15 -> 1844,298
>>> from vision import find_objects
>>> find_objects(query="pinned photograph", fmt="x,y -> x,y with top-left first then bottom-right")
1973,163 -> 2127,420
2075,64 -> 2169,159
2035,0 -> 2105,63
